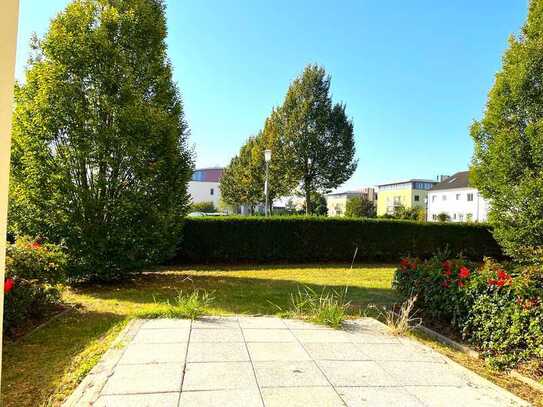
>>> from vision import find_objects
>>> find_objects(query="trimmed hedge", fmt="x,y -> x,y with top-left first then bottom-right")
177,217 -> 502,263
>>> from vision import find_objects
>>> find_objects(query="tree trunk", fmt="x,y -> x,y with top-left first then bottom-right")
305,184 -> 311,215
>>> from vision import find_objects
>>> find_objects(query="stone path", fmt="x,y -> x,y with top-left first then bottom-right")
64,317 -> 531,406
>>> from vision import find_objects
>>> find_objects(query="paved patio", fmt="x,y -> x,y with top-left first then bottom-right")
64,316 -> 530,406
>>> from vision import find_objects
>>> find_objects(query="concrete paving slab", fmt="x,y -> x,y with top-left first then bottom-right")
182,361 -> 257,391
238,316 -> 287,329
317,360 -> 396,387
291,329 -> 353,343
117,343 -> 187,365
337,387 -> 424,407
66,316 -> 531,407
303,342 -> 369,361
379,360 -> 467,386
253,361 -> 329,387
190,328 -> 244,342
405,385 -> 529,407
247,342 -> 311,362
187,342 -> 249,362
132,328 -> 189,344
101,363 -> 183,395
179,389 -> 263,407
355,342 -> 445,362
192,316 -> 240,329
282,319 -> 332,330
243,328 -> 296,342
94,392 -> 180,407
261,386 -> 345,407
140,319 -> 191,329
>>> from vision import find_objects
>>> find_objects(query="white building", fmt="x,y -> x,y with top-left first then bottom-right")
188,167 -> 223,209
326,188 -> 377,217
427,171 -> 489,222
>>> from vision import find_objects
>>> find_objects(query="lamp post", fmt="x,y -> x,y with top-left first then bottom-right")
264,149 -> 272,216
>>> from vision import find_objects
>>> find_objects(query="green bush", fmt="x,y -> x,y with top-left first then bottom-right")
3,237 -> 67,337
177,217 -> 502,263
6,237 -> 67,284
393,256 -> 543,369
190,201 -> 215,213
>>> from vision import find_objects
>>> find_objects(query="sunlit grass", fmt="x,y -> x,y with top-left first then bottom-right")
1,263 -> 396,406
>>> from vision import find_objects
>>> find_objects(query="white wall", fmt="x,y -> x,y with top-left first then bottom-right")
427,187 -> 489,222
188,181 -> 221,209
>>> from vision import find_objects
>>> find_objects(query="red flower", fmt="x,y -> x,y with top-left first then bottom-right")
400,258 -> 411,270
458,267 -> 470,279
488,279 -> 498,286
457,280 -> 465,288
497,270 -> 511,281
496,279 -> 506,287
4,278 -> 14,294
30,242 -> 42,250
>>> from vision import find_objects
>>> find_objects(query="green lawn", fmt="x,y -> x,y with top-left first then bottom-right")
1,264 -> 397,407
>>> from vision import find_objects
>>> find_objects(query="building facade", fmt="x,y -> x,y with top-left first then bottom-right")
427,171 -> 489,222
376,179 -> 436,216
326,188 -> 377,217
188,167 -> 224,209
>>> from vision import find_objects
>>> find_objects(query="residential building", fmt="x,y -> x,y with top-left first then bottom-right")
188,167 -> 224,208
427,171 -> 489,222
326,188 -> 377,217
376,179 -> 437,216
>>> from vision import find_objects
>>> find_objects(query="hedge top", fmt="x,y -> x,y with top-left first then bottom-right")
178,216 -> 501,263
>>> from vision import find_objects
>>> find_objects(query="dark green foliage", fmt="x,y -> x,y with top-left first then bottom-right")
190,201 -> 215,213
4,238 -> 67,336
280,65 -> 357,213
302,192 -> 328,216
394,257 -> 543,369
9,0 -> 193,281
345,196 -> 376,218
470,0 -> 543,260
177,217 -> 501,263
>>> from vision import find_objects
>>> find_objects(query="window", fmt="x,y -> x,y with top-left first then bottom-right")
456,193 -> 461,200
210,188 -> 214,196
442,195 -> 447,201
459,214 -> 464,221
467,193 -> 473,202
453,213 -> 457,220
432,214 -> 437,220
414,195 -> 420,202
432,195 -> 436,202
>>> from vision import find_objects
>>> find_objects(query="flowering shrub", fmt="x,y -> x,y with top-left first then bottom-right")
3,237 -> 67,337
393,256 -> 543,369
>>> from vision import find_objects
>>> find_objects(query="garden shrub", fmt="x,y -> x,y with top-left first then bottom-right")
393,256 -> 543,369
3,237 -> 67,337
177,217 -> 502,263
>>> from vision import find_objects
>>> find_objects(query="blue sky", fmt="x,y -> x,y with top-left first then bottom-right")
16,0 -> 528,190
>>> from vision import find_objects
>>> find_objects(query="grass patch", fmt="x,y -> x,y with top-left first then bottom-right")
138,290 -> 215,320
275,286 -> 351,328
1,263 -> 397,406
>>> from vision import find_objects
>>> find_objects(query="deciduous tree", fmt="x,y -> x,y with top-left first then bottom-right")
471,0 -> 543,261
280,65 -> 357,213
9,0 -> 193,281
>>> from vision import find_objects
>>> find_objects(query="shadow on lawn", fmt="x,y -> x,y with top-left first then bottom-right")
69,264 -> 399,316
1,309 -> 124,407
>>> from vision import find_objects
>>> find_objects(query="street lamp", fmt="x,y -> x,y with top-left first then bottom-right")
264,149 -> 272,216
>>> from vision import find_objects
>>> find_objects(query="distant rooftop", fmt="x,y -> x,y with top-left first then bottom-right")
192,167 -> 224,183
377,179 -> 437,187
430,171 -> 470,191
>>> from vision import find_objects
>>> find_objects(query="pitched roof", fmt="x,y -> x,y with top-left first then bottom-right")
430,171 -> 470,191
